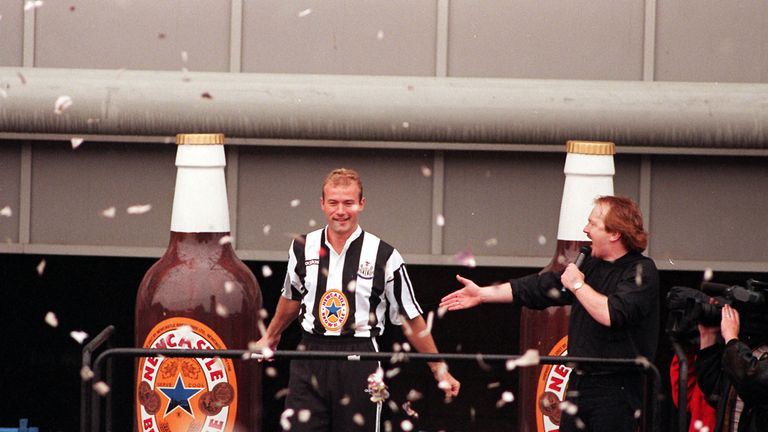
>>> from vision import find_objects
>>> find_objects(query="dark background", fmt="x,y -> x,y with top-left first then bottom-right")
2,253 -> 764,431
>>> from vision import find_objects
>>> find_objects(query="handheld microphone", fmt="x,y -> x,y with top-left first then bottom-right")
574,246 -> 592,269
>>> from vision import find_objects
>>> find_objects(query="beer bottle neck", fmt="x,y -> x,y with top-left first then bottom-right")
170,145 -> 230,233
557,152 -> 614,241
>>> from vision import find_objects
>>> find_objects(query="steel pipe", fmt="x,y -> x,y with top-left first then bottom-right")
1,67 -> 767,148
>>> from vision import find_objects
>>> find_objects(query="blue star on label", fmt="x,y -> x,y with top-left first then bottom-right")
325,302 -> 341,318
159,375 -> 204,417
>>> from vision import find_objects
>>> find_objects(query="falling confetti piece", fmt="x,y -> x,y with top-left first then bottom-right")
347,280 -> 356,292
290,199 -> 301,207
181,51 -> 188,63
506,349 -> 540,370
400,420 -> 414,431
158,32 -> 166,39
80,365 -> 94,380
402,401 -> 419,418
538,234 -> 547,246
437,305 -> 448,318
420,165 -> 432,177
436,214 -> 445,226
298,8 -> 312,17
54,95 -> 73,114
17,72 -> 27,84
36,259 -> 46,276
0,89 -> 7,98
216,303 -> 229,317
453,248 -> 476,268
487,382 -> 501,389
308,219 -> 316,227
45,311 -> 58,327
352,414 -> 365,426
70,330 -> 88,344
298,409 -> 311,423
559,400 -> 578,415
703,268 -> 713,281
376,30 -> 384,40
259,308 -> 269,319
668,257 -> 675,265
219,235 -> 233,245
280,408 -> 294,430
484,238 -> 498,247
263,224 -> 272,235
419,311 -> 434,337
402,121 -> 410,128
501,391 -> 514,402
224,281 -> 235,293
635,263 -> 644,286
265,367 -> 278,378
339,395 -> 351,406
71,137 -> 84,149
262,265 -> 273,278
0,206 -> 12,217
201,92 -> 213,99
126,204 -> 152,215
93,381 -> 110,396
634,408 -> 642,419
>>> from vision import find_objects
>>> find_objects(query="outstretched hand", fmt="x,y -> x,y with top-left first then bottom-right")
439,275 -> 485,311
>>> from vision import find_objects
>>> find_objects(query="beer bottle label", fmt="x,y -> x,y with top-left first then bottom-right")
535,335 -> 572,432
136,317 -> 238,432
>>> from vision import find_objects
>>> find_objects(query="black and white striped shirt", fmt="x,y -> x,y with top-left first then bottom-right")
282,226 -> 423,337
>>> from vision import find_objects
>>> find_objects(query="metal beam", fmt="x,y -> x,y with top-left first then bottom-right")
1,67 -> 767,148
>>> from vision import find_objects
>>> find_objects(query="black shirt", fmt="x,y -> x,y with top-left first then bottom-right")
511,251 -> 660,364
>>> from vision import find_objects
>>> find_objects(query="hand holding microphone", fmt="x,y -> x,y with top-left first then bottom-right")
561,246 -> 591,293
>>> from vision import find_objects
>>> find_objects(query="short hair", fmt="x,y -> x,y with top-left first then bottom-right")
322,168 -> 363,201
595,195 -> 648,252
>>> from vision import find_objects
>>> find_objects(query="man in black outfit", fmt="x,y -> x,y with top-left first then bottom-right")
696,303 -> 768,432
441,195 -> 659,431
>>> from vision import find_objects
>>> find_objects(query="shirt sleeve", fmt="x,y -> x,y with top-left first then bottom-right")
722,339 -> 768,404
511,271 -> 573,309
385,249 -> 423,324
281,239 -> 305,300
606,257 -> 659,329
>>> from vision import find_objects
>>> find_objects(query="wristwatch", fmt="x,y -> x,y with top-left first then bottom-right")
573,281 -> 584,290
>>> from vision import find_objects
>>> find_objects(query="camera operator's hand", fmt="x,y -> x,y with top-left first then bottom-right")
720,304 -> 740,344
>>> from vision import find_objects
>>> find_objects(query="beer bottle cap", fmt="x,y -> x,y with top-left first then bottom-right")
565,140 -> 615,155
176,133 -> 226,145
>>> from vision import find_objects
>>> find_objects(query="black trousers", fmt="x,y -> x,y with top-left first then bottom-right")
559,373 -> 641,432
284,333 -> 381,432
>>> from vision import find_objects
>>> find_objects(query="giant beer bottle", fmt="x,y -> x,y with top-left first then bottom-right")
135,134 -> 262,432
518,140 -> 615,432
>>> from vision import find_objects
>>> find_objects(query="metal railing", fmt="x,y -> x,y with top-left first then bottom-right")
82,327 -> 661,432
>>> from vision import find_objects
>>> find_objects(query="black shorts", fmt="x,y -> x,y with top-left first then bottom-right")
284,332 -> 382,432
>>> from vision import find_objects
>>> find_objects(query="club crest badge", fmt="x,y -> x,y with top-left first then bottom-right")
357,261 -> 375,279
318,289 -> 349,332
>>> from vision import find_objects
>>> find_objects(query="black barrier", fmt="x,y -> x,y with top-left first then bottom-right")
83,328 -> 661,432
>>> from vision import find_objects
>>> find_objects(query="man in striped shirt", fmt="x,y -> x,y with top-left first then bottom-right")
257,168 -> 460,431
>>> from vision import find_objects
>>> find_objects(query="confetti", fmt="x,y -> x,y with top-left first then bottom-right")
385,367 -> 400,379
71,137 -> 84,149
201,92 -> 213,99
420,165 -> 432,177
54,95 -> 73,114
224,281 -> 235,293
265,367 -> 278,378
401,401 -> 419,418
126,204 -> 152,215
402,121 -> 410,129
218,235 -> 233,245
177,325 -> 194,340
70,330 -> 88,344
80,365 -> 94,381
484,238 -> 498,247
635,263 -> 644,286
376,30 -> 385,40
298,8 -> 312,18
17,72 -> 27,84
181,51 -> 188,63
487,382 -> 501,389
339,395 -> 351,406
262,265 -> 273,278
259,308 -> 269,319
308,219 -> 316,227
353,414 -> 365,426
437,305 -> 448,319
538,234 -> 547,246
634,408 -> 642,419
400,420 -> 413,431
215,303 -> 229,317
436,214 -> 445,226
0,206 -> 12,217
384,420 -> 393,432
158,32 -> 166,39
263,225 -> 272,235
99,207 -> 116,218
419,311 -> 434,337
703,268 -> 713,281
297,409 -> 311,423
501,391 -> 514,402
290,199 -> 301,208
275,388 -> 289,399
92,381 -> 110,396
280,408 -> 294,430
453,248 -> 476,268
559,400 -> 578,415
36,259 -> 46,276
347,280 -> 356,292
45,311 -> 58,327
